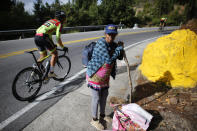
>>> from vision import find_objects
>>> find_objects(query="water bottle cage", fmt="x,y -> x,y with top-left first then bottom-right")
40,65 -> 45,73
32,63 -> 37,68
33,63 -> 46,74
41,61 -> 50,78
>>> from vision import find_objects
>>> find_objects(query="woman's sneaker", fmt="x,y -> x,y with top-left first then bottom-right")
90,119 -> 104,130
100,114 -> 112,123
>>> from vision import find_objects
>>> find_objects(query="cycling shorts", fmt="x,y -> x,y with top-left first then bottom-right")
34,33 -> 56,54
160,20 -> 165,23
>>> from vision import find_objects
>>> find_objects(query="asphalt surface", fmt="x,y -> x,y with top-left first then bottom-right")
0,27 -> 177,131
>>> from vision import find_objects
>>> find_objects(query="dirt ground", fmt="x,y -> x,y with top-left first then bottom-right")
133,82 -> 197,131
180,18 -> 197,34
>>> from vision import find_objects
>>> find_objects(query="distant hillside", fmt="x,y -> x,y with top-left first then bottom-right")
132,0 -> 190,27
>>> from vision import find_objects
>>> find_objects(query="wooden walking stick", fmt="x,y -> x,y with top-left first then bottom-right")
118,41 -> 133,103
123,50 -> 133,103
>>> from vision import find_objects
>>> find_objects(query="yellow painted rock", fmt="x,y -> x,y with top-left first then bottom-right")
139,29 -> 197,88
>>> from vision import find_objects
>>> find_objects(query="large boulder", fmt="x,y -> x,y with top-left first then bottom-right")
139,29 -> 197,88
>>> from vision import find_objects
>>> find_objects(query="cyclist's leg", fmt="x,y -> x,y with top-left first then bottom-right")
34,35 -> 47,63
162,22 -> 165,30
44,35 -> 58,76
160,21 -> 164,30
47,50 -> 58,77
49,49 -> 58,72
38,50 -> 47,62
159,21 -> 163,30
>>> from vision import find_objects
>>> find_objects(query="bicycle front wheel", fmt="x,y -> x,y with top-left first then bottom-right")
12,67 -> 42,101
53,56 -> 71,81
158,26 -> 162,31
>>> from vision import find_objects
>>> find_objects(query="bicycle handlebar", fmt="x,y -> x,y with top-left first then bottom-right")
56,48 -> 68,55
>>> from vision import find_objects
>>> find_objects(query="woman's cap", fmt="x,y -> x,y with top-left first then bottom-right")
105,24 -> 118,34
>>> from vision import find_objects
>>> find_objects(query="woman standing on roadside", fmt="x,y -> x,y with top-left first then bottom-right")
86,24 -> 124,130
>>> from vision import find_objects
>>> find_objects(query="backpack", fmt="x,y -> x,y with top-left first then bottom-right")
82,41 -> 97,67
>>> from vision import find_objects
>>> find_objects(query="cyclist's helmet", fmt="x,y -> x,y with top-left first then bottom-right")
55,11 -> 66,21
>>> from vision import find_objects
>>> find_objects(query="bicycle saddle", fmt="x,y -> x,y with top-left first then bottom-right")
25,50 -> 38,54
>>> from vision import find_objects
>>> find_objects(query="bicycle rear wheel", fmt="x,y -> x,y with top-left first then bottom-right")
159,26 -> 162,31
53,55 -> 71,81
12,67 -> 42,101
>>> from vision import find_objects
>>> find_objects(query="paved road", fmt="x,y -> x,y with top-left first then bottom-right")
0,27 -> 176,131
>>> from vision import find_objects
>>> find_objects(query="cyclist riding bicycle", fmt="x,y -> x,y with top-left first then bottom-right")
34,10 -> 68,78
160,17 -> 167,28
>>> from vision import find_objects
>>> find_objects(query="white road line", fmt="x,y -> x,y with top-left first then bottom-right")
124,35 -> 161,50
0,69 -> 86,130
0,36 -> 161,130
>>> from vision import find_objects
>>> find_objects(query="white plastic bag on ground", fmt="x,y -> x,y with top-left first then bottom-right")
112,103 -> 153,131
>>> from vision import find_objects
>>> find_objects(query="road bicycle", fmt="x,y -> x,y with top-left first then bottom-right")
12,48 -> 71,101
159,23 -> 165,32
159,25 -> 164,31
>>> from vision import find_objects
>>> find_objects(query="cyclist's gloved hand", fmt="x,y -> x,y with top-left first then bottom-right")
63,47 -> 68,53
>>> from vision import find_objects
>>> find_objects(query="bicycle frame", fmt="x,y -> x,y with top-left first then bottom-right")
26,48 -> 67,82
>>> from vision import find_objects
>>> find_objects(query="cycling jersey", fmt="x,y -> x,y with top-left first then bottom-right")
36,19 -> 63,42
160,18 -> 167,22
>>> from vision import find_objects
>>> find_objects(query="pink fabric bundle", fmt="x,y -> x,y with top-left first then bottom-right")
112,103 -> 153,131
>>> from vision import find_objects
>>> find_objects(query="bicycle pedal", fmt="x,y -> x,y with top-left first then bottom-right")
43,77 -> 50,84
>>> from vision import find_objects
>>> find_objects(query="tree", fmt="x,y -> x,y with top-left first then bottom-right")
99,0 -> 135,27
0,0 -> 15,11
64,0 -> 98,26
153,0 -> 171,17
51,0 -> 61,11
89,3 -> 99,25
45,2 -> 53,19
62,3 -> 78,26
33,0 -> 45,25
73,0 -> 96,9
0,0 -> 15,30
33,0 -> 56,27
0,0 -> 34,30
185,0 -> 197,20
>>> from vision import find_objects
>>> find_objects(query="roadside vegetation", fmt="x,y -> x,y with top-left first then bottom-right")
1,0 -> 196,30
0,0 -> 196,40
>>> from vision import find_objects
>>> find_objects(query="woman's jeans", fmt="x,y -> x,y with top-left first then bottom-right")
91,88 -> 109,118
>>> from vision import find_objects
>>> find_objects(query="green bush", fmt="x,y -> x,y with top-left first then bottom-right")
152,18 -> 160,26
167,9 -> 185,26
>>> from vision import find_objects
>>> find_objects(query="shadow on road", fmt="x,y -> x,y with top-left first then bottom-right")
31,74 -> 86,102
